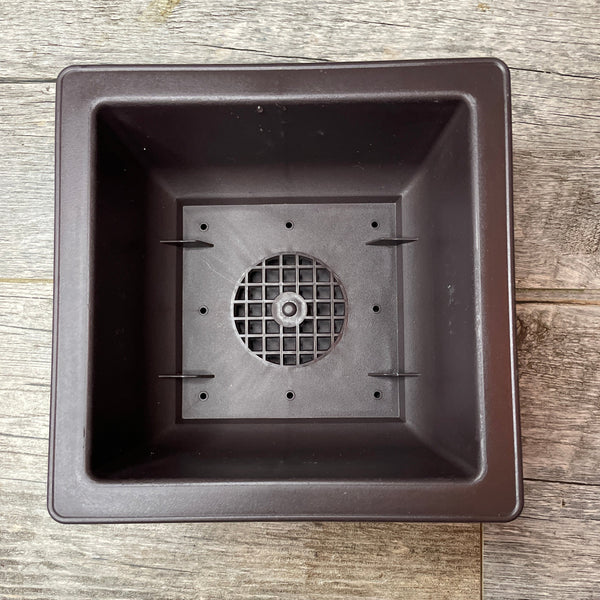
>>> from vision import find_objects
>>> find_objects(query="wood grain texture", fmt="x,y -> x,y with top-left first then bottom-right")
0,0 -> 598,79
515,303 -> 600,485
0,83 -> 54,280
484,303 -> 600,599
1,68 -> 598,287
0,281 -> 480,599
510,70 -> 600,290
484,480 -> 600,600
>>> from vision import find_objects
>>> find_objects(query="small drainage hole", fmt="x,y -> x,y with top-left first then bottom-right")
199,305 -> 208,315
199,391 -> 209,401
200,223 -> 209,231
372,305 -> 380,313
286,390 -> 295,400
374,391 -> 382,399
285,221 -> 294,230
371,220 -> 379,229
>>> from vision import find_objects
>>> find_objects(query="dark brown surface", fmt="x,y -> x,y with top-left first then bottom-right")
50,60 -> 520,521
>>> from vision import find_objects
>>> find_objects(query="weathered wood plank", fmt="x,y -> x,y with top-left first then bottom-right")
1,68 -> 598,287
510,70 -> 600,290
484,479 -> 600,599
516,303 -> 600,485
0,83 -> 54,280
1,485 -> 481,600
485,301 -> 600,598
0,0 -> 598,79
0,280 -> 480,599
0,281 -> 53,461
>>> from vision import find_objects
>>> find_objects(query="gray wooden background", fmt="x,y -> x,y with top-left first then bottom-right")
0,1 -> 598,598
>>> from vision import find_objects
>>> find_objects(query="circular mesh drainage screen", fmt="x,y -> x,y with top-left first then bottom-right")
233,253 -> 347,366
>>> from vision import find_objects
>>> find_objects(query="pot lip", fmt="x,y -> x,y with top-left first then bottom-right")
49,58 -> 520,522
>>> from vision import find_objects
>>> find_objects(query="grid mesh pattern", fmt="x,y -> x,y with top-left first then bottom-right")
233,253 -> 347,365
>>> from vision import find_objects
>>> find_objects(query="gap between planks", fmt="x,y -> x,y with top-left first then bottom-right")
1,66 -> 599,86
3,279 -> 600,306
524,476 -> 600,488
2,278 -> 600,307
515,288 -> 600,305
